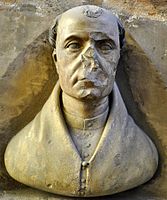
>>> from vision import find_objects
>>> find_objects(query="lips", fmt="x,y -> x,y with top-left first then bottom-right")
75,76 -> 107,89
76,78 -> 95,87
73,69 -> 107,88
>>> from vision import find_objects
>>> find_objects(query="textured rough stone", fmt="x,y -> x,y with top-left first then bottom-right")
117,20 -> 167,198
0,31 -> 58,189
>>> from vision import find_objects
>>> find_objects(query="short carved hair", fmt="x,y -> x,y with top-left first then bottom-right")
49,13 -> 125,49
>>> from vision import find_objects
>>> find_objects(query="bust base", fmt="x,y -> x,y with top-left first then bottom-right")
0,188 -> 163,200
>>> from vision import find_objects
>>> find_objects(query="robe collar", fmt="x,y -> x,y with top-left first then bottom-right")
40,81 -> 128,162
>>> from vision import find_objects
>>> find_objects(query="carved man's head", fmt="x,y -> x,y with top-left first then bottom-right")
49,5 -> 125,100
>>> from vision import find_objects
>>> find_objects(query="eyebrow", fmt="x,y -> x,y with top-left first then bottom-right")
63,33 -> 88,44
90,33 -> 117,49
90,32 -> 113,40
63,32 -> 117,47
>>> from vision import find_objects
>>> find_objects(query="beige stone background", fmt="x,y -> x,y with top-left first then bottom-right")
0,0 -> 167,199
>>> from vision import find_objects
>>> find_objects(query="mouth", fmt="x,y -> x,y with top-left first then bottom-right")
75,78 -> 96,88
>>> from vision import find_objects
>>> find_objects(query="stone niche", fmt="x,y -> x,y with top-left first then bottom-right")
0,0 -> 167,199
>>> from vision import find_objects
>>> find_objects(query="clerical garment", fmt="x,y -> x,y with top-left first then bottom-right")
4,82 -> 158,197
63,107 -> 109,160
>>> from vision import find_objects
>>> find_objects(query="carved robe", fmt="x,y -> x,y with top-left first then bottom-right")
4,82 -> 158,197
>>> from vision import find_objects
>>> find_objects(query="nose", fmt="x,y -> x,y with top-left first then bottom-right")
81,45 -> 100,70
84,45 -> 97,59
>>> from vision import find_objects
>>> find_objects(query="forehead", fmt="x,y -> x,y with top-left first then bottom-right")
57,7 -> 119,42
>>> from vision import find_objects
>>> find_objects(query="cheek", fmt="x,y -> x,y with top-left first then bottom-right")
57,45 -> 80,61
100,59 -> 116,77
101,51 -> 120,75
56,56 -> 82,89
58,69 -> 68,88
57,57 -> 83,79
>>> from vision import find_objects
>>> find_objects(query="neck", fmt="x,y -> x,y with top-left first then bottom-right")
62,92 -> 109,119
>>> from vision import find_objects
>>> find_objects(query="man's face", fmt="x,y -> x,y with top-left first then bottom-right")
54,8 -> 120,100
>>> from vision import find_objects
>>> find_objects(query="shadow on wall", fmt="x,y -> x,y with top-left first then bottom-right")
0,30 -> 58,189
0,29 -> 167,198
117,33 -> 167,198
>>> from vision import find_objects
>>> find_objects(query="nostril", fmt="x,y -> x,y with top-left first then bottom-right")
92,67 -> 97,72
91,64 -> 98,71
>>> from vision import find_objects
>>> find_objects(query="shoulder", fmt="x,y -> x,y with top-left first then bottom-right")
4,112 -> 44,183
4,87 -> 61,184
124,115 -> 158,178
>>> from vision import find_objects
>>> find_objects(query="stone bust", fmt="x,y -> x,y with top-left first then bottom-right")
4,5 -> 158,197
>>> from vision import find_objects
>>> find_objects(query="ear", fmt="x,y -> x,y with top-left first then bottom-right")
52,49 -> 57,63
52,49 -> 59,73
117,19 -> 125,49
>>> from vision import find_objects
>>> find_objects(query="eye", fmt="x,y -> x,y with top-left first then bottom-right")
66,42 -> 81,50
100,43 -> 113,51
97,40 -> 115,53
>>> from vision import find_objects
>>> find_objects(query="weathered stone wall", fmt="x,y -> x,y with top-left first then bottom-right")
0,0 -> 167,199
